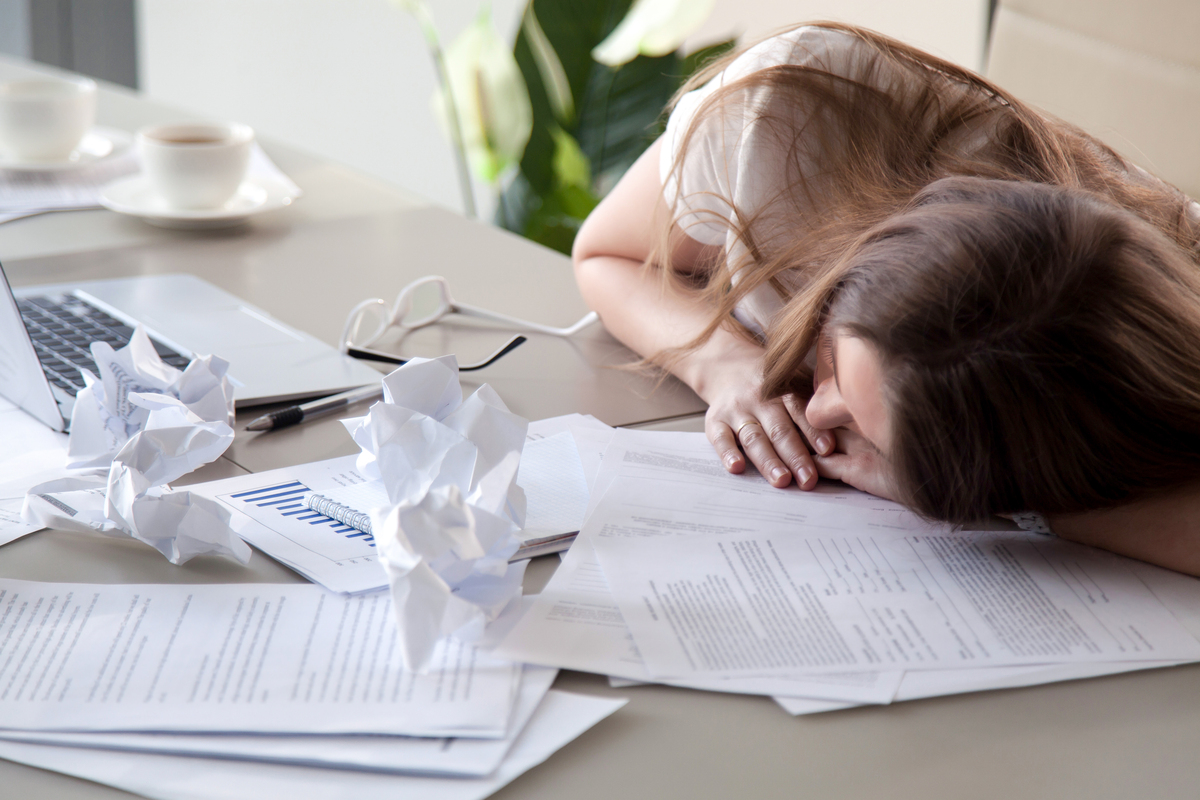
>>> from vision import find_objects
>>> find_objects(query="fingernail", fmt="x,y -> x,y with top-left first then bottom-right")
799,466 -> 813,485
771,467 -> 788,482
816,434 -> 834,454
724,454 -> 739,468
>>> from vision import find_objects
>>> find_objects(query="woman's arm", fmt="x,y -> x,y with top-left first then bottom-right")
572,138 -> 834,489
1052,489 -> 1200,576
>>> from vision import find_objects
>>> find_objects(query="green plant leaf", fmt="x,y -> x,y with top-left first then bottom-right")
499,0 -> 733,252
551,127 -> 591,189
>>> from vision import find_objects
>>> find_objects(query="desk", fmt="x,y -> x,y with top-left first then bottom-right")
3,59 -> 1200,800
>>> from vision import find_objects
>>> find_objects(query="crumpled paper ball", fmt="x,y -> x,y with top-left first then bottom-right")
341,356 -> 528,671
23,328 -> 249,565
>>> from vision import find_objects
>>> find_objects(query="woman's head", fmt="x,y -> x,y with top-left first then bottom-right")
767,177 -> 1200,523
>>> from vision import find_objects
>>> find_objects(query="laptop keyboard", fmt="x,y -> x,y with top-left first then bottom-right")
16,294 -> 191,394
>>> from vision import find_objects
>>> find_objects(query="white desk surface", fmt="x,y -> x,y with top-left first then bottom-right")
3,57 -> 1200,800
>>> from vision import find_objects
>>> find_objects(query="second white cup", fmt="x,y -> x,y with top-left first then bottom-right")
138,122 -> 254,209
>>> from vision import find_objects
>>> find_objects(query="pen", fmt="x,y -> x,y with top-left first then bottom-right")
244,383 -> 382,431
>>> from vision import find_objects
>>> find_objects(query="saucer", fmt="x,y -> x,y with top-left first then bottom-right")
0,126 -> 132,171
99,174 -> 301,230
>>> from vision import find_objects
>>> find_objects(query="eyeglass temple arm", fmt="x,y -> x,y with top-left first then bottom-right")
452,303 -> 599,337
347,335 -> 527,371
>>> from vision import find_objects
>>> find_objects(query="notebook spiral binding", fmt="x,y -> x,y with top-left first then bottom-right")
306,493 -> 373,534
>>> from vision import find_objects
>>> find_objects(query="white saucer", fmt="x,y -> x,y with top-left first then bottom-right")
0,127 -> 132,171
99,174 -> 301,230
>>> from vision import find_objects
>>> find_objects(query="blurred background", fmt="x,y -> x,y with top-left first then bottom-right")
0,0 -> 988,219
5,0 -> 1193,254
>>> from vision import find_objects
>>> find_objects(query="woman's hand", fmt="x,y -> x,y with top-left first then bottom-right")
698,340 -> 835,490
813,428 -> 899,501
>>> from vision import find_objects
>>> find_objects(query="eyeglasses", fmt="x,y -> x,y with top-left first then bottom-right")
339,275 -> 599,366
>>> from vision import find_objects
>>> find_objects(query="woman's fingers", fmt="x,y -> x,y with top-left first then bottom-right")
755,405 -> 820,489
781,393 -> 835,456
707,420 -> 747,474
708,398 -> 824,489
734,420 -> 793,487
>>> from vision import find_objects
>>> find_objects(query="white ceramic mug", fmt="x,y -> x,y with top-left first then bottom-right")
0,77 -> 97,161
137,122 -> 254,209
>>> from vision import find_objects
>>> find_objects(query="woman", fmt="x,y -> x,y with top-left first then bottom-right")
572,24 -> 1200,575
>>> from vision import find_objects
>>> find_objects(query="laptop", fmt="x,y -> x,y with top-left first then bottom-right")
0,265 -> 382,432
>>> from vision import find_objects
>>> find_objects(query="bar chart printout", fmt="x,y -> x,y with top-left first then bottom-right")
197,457 -> 391,594
229,480 -> 375,547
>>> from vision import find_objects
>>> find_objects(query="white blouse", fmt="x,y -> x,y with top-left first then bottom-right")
659,26 -> 882,338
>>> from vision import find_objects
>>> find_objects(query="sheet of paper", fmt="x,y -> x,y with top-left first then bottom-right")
0,399 -> 69,545
0,579 -> 520,737
0,665 -> 558,777
589,478 -> 1200,680
0,690 -> 627,800
587,429 -> 909,521
774,562 -> 1200,715
495,536 -> 902,705
0,147 -> 139,213
773,660 -> 1188,716
525,413 -> 610,441
0,143 -> 298,215
191,456 -> 388,594
517,432 -> 588,537
570,427 -> 614,494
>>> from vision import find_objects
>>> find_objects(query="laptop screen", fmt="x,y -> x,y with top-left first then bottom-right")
0,262 -> 67,431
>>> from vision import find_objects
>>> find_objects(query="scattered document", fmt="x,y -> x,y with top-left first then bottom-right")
588,478 -> 1200,680
586,428 -> 915,521
775,558 -> 1200,714
0,665 -> 558,777
0,579 -> 521,737
0,143 -> 297,220
0,690 -> 627,800
0,144 -> 138,215
496,535 -> 903,704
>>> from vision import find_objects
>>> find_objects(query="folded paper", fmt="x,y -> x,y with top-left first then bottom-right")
342,356 -> 528,671
23,329 -> 249,565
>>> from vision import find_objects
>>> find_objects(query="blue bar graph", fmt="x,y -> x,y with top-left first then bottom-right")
227,481 -> 375,547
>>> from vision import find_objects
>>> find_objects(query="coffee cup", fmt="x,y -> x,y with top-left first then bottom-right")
137,122 -> 254,209
0,76 -> 97,161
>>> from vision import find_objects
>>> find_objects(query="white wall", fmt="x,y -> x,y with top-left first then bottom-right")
137,0 -> 989,217
688,0 -> 988,71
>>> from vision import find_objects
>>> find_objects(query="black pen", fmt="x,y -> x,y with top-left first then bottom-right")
244,384 -> 382,431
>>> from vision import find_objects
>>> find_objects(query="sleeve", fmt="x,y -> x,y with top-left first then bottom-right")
659,26 -> 867,247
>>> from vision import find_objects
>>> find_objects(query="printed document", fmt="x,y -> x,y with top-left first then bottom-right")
0,666 -> 558,777
0,579 -> 520,737
495,533 -> 902,703
0,690 -> 628,800
589,478 -> 1200,679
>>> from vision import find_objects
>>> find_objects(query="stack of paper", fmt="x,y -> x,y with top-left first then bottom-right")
494,428 -> 1200,714
0,145 -> 139,223
0,577 -> 626,799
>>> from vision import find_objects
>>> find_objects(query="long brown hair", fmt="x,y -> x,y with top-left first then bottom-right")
656,22 -> 1200,519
